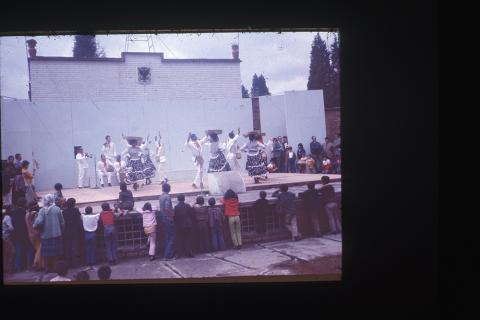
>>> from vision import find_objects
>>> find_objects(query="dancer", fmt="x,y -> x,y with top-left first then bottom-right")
96,154 -> 113,187
140,136 -> 156,185
101,135 -> 117,163
75,147 -> 90,189
225,128 -> 242,171
121,134 -> 146,190
204,130 -> 231,173
239,131 -> 268,184
184,132 -> 207,189
154,133 -> 168,185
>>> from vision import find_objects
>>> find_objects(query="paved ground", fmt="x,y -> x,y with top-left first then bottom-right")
3,234 -> 342,284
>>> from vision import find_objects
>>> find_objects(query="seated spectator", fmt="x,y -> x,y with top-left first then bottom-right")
192,196 -> 210,253
97,264 -> 112,280
74,270 -> 90,281
53,183 -> 66,209
50,260 -> 71,282
266,159 -> 278,173
305,155 -> 316,174
174,194 -> 196,258
207,197 -> 225,252
114,182 -> 134,215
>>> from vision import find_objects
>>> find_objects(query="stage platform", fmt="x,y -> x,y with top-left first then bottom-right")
36,173 -> 341,207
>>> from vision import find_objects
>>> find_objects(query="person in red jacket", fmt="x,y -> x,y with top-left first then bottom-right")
220,189 -> 242,249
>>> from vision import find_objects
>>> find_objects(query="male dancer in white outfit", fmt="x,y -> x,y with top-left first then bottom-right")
97,154 -> 114,187
225,128 -> 242,171
154,133 -> 168,184
76,147 -> 90,188
102,135 -> 117,163
185,132 -> 207,189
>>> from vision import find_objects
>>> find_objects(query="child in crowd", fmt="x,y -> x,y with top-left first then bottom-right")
207,198 -> 225,251
100,203 -> 119,265
53,183 -> 66,208
253,191 -> 269,242
80,206 -> 100,270
322,157 -> 332,174
74,270 -> 90,281
115,182 -> 134,215
139,202 -> 157,261
266,159 -> 278,173
220,189 -> 242,249
97,264 -> 112,280
2,206 -> 15,273
50,260 -> 71,282
192,196 -> 210,253
305,155 -> 316,174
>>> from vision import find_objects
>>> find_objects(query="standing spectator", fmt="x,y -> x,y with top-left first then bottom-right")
207,197 -> 225,252
305,155 -> 316,174
253,191 -> 269,242
21,160 -> 37,205
332,133 -> 341,174
33,194 -> 65,273
322,137 -> 334,160
192,196 -> 210,253
53,183 -> 66,209
296,143 -> 307,173
2,158 -> 15,206
50,260 -> 71,282
12,165 -> 27,206
285,146 -> 297,173
174,194 -> 196,258
11,197 -> 34,272
272,185 -> 302,241
220,189 -> 242,249
158,183 -> 175,260
14,153 -> 22,172
2,205 -> 15,273
114,182 -> 135,215
309,136 -> 323,173
271,137 -> 283,170
140,202 -> 157,261
97,264 -> 112,280
280,136 -> 289,172
319,176 -> 341,234
80,206 -> 100,270
25,201 -> 44,271
299,183 -> 322,237
62,198 -> 83,268
100,203 -> 118,265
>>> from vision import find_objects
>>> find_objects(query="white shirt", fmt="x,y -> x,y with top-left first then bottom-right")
76,153 -> 89,169
97,159 -> 113,173
185,137 -> 207,158
81,213 -> 100,232
101,142 -> 116,160
226,134 -> 240,155
113,160 -> 126,172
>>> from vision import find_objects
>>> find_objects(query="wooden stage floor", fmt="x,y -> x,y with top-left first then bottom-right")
37,173 -> 341,206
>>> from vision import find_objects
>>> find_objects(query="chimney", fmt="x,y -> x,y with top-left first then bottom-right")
232,44 -> 239,60
26,39 -> 37,58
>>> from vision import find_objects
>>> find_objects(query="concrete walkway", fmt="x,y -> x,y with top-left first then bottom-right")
3,234 -> 342,284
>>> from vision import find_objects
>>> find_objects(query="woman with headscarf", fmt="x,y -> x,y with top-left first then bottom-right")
33,194 -> 65,273
239,132 -> 268,183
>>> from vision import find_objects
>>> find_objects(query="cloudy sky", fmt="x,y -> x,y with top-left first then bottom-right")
0,32 -> 337,99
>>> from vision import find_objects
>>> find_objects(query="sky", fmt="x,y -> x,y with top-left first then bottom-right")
0,31 -> 337,100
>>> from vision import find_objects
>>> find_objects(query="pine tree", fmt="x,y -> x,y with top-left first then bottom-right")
329,34 -> 340,109
307,33 -> 334,107
73,35 -> 102,58
251,73 -> 271,97
241,85 -> 250,98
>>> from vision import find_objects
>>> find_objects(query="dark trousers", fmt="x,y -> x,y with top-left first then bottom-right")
84,231 -> 97,266
160,214 -> 176,259
64,233 -> 81,267
195,222 -> 210,253
177,226 -> 194,257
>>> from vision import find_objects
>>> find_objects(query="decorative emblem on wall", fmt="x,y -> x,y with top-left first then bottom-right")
138,67 -> 151,84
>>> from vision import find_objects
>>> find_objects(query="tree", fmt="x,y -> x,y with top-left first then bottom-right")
329,34 -> 340,109
73,35 -> 103,58
251,73 -> 271,97
241,85 -> 250,98
307,33 -> 334,107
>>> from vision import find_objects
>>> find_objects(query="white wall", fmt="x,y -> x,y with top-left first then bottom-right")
1,90 -> 326,191
29,53 -> 242,102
